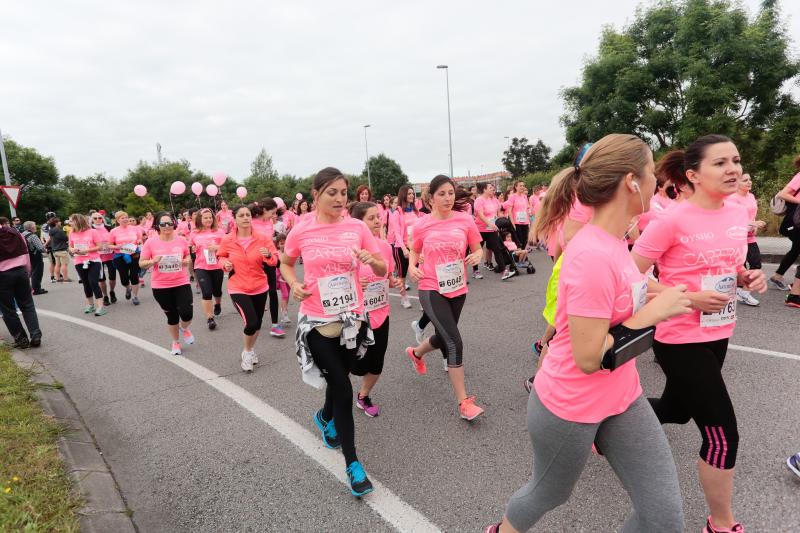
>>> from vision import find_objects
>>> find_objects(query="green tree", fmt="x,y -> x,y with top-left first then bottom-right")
560,0 -> 800,194
502,138 -> 552,178
362,153 -> 409,197
0,136 -> 64,221
123,193 -> 164,218
243,148 -> 280,201
61,173 -> 119,214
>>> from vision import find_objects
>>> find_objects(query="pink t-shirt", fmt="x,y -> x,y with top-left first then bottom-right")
176,220 -> 192,237
251,218 -> 274,239
727,193 -> 758,244
535,224 -> 646,423
402,210 -> 420,241
360,238 -> 395,329
569,198 -> 593,224
639,194 -> 673,232
786,172 -> 800,197
109,225 -> 142,254
92,226 -> 114,262
139,236 -> 191,289
69,229 -> 101,264
504,193 -> 530,225
217,210 -> 235,233
473,196 -> 500,232
504,240 -> 518,251
633,200 -> 748,344
386,209 -> 407,249
190,229 -> 226,270
284,217 -> 380,318
528,193 -> 540,213
411,211 -> 482,298
142,218 -> 153,231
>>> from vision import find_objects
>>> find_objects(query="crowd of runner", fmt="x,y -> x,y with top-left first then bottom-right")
1,135 -> 800,531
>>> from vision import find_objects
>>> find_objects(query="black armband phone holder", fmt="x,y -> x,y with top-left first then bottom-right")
600,324 -> 656,371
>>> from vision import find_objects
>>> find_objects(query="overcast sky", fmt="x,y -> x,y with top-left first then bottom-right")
3,0 -> 799,185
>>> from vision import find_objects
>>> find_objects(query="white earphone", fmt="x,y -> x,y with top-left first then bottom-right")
632,181 -> 640,192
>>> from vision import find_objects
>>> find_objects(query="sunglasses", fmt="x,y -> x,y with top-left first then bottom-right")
158,221 -> 175,227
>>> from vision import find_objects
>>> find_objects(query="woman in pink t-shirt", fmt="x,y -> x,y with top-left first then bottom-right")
503,181 -> 531,247
487,134 -> 690,533
108,211 -> 143,305
632,135 -> 766,533
250,198 -> 284,338
190,209 -> 226,330
395,185 -> 419,308
768,155 -> 800,292
139,212 -> 195,356
68,214 -> 106,316
727,173 -> 765,307
216,201 -> 235,234
474,182 -> 514,279
404,176 -> 485,420
90,213 -> 117,306
280,168 -> 386,498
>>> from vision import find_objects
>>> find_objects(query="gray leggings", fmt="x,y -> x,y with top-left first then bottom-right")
505,391 -> 683,532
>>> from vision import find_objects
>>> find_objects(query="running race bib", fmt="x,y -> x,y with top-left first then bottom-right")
631,280 -> 648,314
516,211 -> 527,223
363,279 -> 389,312
120,243 -> 137,255
74,243 -> 88,254
158,254 -> 182,273
436,261 -> 466,294
407,226 -> 413,237
700,273 -> 737,327
318,272 -> 358,314
203,248 -> 217,265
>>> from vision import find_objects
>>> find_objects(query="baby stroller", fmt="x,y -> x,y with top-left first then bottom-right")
496,216 -> 536,275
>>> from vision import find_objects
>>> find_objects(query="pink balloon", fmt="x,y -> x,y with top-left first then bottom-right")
236,186 -> 247,199
206,184 -> 219,197
295,192 -> 303,200
273,197 -> 286,209
134,185 -> 147,197
213,172 -> 227,187
170,181 -> 186,195
191,182 -> 203,196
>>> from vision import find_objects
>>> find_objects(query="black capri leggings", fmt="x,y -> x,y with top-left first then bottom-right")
392,245 -> 409,278
264,264 -> 279,324
351,318 -> 389,376
649,338 -> 739,470
99,260 -> 116,282
418,290 -> 466,368
152,284 -> 194,325
195,268 -> 224,300
745,242 -> 761,271
479,231 -> 507,271
777,211 -> 800,276
514,224 -> 529,248
231,291 -> 268,335
76,262 -> 103,299
112,255 -> 140,286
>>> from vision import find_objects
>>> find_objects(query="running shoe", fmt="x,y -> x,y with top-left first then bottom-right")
83,305 -> 95,314
132,296 -> 140,305
785,294 -> 800,308
213,303 -> 221,316
768,277 -> 790,291
523,375 -> 535,393
50,276 -> 56,283
411,320 -> 425,344
405,347 -> 427,375
472,270 -> 484,279
404,282 -> 411,291
12,333 -> 30,349
281,312 -> 291,325
270,325 -> 286,337
251,352 -> 259,364
532,340 -> 543,356
313,409 -> 340,448
29,333 -> 41,348
110,291 -> 117,303
736,288 -> 759,307
501,269 -> 516,281
207,317 -> 217,330
702,516 -> 744,533
346,461 -> 374,497
241,350 -> 254,372
170,342 -> 182,356
94,307 -> 107,317
401,296 -> 412,309
181,327 -> 195,345
103,296 -> 111,306
459,396 -> 485,421
787,452 -> 800,479
483,524 -> 501,533
125,286 -> 132,300
356,394 -> 380,417
140,280 -> 145,288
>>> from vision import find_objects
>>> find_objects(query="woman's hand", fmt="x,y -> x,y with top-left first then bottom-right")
182,256 -> 192,266
408,264 -> 423,282
645,285 -> 692,322
401,247 -> 409,258
259,247 -> 272,259
389,276 -> 403,289
465,250 -> 482,267
739,269 -> 766,294
291,281 -> 312,301
222,260 -> 233,272
352,247 -> 375,265
207,244 -> 219,252
688,290 -> 730,313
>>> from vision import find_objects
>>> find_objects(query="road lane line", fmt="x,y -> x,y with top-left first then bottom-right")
729,344 -> 800,362
38,309 -> 442,533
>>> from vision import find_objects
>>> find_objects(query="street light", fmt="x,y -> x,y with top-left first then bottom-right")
363,124 -> 372,190
436,65 -> 454,178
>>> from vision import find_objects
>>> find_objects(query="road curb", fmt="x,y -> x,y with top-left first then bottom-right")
11,350 -> 138,533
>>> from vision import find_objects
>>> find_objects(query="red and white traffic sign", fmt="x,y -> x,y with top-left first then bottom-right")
0,185 -> 21,208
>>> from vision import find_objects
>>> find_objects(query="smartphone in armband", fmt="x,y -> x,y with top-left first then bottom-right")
600,325 -> 656,371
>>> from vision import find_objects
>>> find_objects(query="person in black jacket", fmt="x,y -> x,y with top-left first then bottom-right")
0,219 -> 42,348
22,221 -> 47,295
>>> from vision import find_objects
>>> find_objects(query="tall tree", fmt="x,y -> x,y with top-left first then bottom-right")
502,137 -> 551,178
362,154 -> 409,197
0,136 -> 63,221
243,148 -> 280,200
560,0 -> 800,192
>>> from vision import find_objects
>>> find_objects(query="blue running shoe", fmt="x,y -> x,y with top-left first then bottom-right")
313,410 -> 340,449
787,452 -> 800,479
346,461 -> 374,497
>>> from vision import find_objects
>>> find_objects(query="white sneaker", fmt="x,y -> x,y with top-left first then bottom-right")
411,320 -> 424,344
501,269 -> 516,281
241,350 -> 254,372
170,341 -> 182,356
472,270 -> 484,279
180,327 -> 195,345
401,296 -> 412,309
281,313 -> 291,325
736,288 -> 759,307
404,282 -> 411,291
251,351 -> 259,365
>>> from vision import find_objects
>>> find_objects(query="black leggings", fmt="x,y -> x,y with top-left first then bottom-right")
650,339 -> 739,470
99,260 -> 116,282
264,264 -> 279,324
514,224 -> 529,248
418,312 -> 430,330
419,290 -> 466,368
777,212 -> 800,276
392,245 -> 409,278
352,319 -> 389,376
113,256 -> 140,286
195,269 -> 224,300
479,231 -> 507,271
231,291 -> 268,335
745,242 -> 761,271
308,324 -> 366,465
152,285 -> 194,325
76,262 -> 103,299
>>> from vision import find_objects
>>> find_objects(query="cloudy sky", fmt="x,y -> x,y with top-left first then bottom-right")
3,0 -> 799,184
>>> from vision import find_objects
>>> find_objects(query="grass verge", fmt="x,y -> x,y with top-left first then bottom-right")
0,344 -> 81,532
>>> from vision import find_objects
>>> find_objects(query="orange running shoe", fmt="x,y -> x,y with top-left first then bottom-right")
405,347 -> 427,375
459,396 -> 484,421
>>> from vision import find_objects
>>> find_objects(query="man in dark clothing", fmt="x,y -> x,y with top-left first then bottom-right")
0,223 -> 42,348
22,221 -> 47,295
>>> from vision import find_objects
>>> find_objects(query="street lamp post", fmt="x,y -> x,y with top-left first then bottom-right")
363,124 -> 372,190
436,65 -> 454,178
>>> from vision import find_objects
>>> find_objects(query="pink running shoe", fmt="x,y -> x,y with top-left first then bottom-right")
483,524 -> 501,533
703,516 -> 744,533
405,347 -> 427,375
459,396 -> 484,421
356,394 -> 380,417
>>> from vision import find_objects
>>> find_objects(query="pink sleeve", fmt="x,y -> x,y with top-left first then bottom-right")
503,198 -> 513,211
466,217 -> 482,245
632,214 -> 674,260
360,222 -> 380,253
787,173 -> 800,195
562,249 -> 617,319
139,240 -> 153,260
284,225 -> 301,258
474,197 -> 485,216
569,199 -> 593,224
411,219 -> 425,251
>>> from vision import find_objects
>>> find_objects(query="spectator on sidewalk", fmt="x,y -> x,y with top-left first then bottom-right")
22,221 -> 48,295
0,219 -> 42,348
47,217 -> 72,282
12,217 -> 23,232
41,212 -> 57,282
769,155 -> 800,291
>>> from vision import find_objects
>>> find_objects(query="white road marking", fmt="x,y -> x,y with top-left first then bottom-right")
37,309 -> 442,533
729,343 -> 800,362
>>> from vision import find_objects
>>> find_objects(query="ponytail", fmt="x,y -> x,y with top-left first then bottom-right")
534,167 -> 577,243
656,150 -> 690,191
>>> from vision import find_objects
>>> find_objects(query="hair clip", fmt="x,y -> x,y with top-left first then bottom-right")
574,142 -> 594,169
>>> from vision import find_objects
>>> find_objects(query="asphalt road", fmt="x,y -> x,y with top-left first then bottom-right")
9,251 -> 800,532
